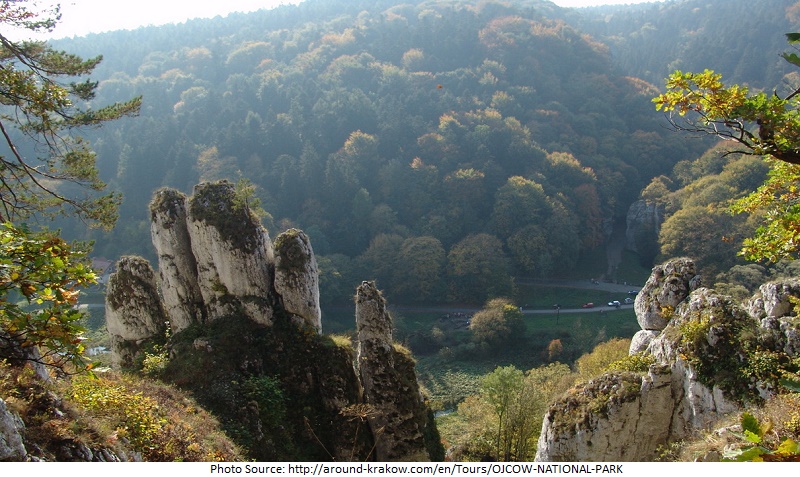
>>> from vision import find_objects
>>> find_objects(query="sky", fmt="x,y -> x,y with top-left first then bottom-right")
14,0 -> 664,40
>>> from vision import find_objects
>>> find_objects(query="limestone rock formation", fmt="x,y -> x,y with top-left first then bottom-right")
149,188 -> 204,332
625,200 -> 663,253
105,182 -> 441,461
274,229 -> 322,333
0,330 -> 50,381
643,288 -> 743,429
0,398 -> 26,461
536,288 -> 742,461
748,280 -> 800,358
535,257 -> 800,462
105,256 -> 168,368
187,182 -> 275,324
0,392 -> 137,462
746,280 -> 800,320
536,369 -> 673,462
634,257 -> 701,332
761,316 -> 800,358
356,281 -> 431,461
628,329 -> 659,354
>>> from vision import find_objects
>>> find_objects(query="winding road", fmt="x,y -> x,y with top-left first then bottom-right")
388,277 -> 641,316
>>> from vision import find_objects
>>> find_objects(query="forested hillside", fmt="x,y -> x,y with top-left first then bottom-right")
47,0 -> 674,304
48,0 -> 794,304
576,0 -> 797,87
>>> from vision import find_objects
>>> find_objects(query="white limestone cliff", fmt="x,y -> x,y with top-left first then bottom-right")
535,258 -> 798,462
356,281 -> 430,462
634,257 -> 701,332
105,182 -> 441,461
0,398 -> 26,462
625,200 -> 663,253
536,369 -> 673,461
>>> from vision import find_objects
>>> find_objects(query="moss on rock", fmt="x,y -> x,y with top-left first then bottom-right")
670,290 -> 762,402
547,372 -> 644,436
189,181 -> 264,253
149,187 -> 188,228
161,311 -> 372,461
274,228 -> 310,271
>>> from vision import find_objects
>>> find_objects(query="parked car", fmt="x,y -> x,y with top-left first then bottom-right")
607,300 -> 621,307
582,302 -> 595,308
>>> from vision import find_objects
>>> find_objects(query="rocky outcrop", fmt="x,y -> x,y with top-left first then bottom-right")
0,390 -> 138,462
536,258 -> 799,462
49,441 -> 129,462
105,256 -> 168,368
274,229 -> 322,333
187,182 -> 275,324
625,200 -> 663,253
106,181 -> 440,461
760,315 -> 800,358
0,330 -> 50,381
149,188 -> 204,332
356,281 -> 430,461
644,288 -> 742,431
0,398 -> 26,461
746,280 -> 800,320
536,370 -> 673,462
747,280 -> 800,358
112,182 -> 280,365
628,330 -> 659,354
634,257 -> 701,333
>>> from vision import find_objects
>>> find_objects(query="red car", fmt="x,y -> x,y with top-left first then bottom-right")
582,302 -> 595,308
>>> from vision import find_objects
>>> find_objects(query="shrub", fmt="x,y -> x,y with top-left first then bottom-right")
574,338 -> 631,382
71,376 -> 165,451
723,412 -> 800,462
607,352 -> 655,373
141,328 -> 171,376
68,373 -> 242,461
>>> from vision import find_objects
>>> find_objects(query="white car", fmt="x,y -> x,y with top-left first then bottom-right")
607,300 -> 621,307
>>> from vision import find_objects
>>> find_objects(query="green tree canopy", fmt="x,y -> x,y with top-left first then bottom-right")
0,2 -> 140,372
0,1 -> 140,228
654,33 -> 800,263
731,158 -> 800,262
0,222 -> 96,371
447,233 -> 513,303
489,175 -> 548,237
469,297 -> 525,352
653,56 -> 800,165
451,363 -> 573,461
393,236 -> 446,302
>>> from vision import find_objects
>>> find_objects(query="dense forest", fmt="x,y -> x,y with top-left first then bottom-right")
5,0 -> 800,463
34,0 -> 724,306
576,0 -> 797,87
35,0 -> 796,306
